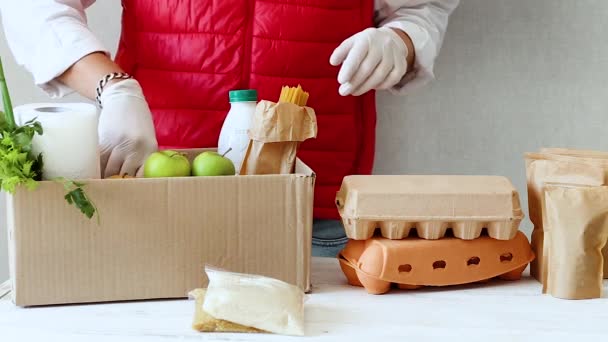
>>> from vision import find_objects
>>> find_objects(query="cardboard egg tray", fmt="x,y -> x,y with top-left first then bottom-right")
338,231 -> 535,295
336,175 -> 524,241
342,220 -> 519,240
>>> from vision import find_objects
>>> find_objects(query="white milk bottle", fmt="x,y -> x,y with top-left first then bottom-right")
218,89 -> 258,173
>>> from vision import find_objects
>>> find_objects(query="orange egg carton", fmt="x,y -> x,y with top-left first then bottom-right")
338,231 -> 535,294
335,175 -> 524,241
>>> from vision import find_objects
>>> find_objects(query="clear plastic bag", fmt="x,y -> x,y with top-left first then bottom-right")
201,265 -> 306,336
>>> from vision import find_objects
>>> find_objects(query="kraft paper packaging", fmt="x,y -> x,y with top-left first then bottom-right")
240,100 -> 317,175
525,151 -> 608,282
543,185 -> 608,299
540,147 -> 608,158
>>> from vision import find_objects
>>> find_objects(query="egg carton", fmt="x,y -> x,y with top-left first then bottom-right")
336,175 -> 524,241
342,219 -> 520,240
338,231 -> 535,295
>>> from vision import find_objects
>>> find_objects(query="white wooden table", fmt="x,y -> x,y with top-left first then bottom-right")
1,257 -> 607,341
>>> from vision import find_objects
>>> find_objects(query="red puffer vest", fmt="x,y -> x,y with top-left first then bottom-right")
116,0 -> 377,219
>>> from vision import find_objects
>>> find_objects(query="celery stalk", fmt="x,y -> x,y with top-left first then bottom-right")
0,57 -> 16,130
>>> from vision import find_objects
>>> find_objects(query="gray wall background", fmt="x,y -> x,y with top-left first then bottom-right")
1,0 -> 607,281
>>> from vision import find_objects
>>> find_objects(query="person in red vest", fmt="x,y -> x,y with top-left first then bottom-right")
1,1 -> 459,257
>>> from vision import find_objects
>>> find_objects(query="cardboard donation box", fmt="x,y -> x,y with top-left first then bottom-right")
5,149 -> 315,307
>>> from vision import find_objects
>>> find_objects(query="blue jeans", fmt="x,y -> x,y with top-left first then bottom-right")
312,219 -> 348,258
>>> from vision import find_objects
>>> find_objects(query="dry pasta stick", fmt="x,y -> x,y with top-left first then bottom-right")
279,86 -> 291,103
295,88 -> 300,104
278,85 -> 309,106
285,88 -> 292,103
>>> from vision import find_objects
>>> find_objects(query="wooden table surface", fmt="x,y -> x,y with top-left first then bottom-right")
1,257 -> 607,341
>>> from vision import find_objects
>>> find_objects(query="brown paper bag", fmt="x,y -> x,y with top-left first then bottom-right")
240,100 -> 317,175
543,185 -> 608,299
525,152 -> 608,282
540,147 -> 608,158
540,182 -> 594,293
537,148 -> 608,282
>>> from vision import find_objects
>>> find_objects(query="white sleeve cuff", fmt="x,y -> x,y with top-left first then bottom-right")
381,21 -> 437,95
34,19 -> 110,98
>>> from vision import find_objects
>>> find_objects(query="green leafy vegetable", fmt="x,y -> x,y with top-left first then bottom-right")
56,178 -> 99,222
0,56 -> 97,220
0,121 -> 42,192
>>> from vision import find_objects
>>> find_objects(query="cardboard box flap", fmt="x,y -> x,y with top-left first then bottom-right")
295,159 -> 315,177
336,175 -> 523,221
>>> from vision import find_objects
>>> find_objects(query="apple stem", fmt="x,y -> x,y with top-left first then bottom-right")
222,148 -> 232,157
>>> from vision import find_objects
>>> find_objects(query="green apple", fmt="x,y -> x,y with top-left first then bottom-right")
143,150 -> 191,178
192,150 -> 236,176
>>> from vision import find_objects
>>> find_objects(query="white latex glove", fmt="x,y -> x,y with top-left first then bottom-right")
330,27 -> 408,96
98,79 -> 158,178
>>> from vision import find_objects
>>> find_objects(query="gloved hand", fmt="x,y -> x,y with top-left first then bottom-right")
330,27 -> 408,96
98,79 -> 158,178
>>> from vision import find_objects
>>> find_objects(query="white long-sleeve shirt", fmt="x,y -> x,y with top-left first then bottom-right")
0,0 -> 458,98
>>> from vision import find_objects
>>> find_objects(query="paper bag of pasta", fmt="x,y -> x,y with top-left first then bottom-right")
525,149 -> 608,282
240,85 -> 317,175
543,185 -> 608,299
191,266 -> 306,336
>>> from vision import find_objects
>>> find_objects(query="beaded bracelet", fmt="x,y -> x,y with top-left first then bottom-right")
95,72 -> 132,108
